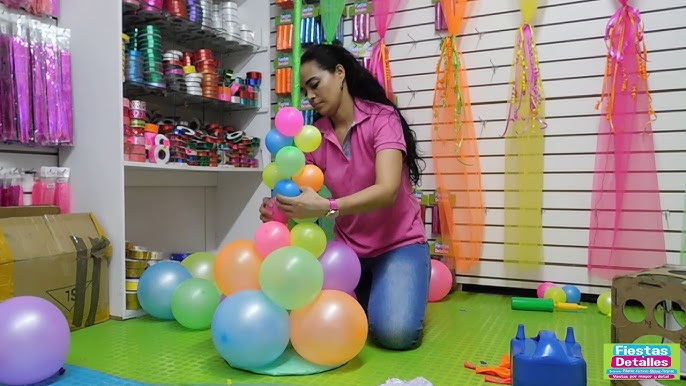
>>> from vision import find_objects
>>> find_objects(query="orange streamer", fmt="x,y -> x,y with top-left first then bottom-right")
431,0 -> 484,273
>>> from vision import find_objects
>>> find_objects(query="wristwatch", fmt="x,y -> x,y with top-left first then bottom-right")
325,198 -> 339,219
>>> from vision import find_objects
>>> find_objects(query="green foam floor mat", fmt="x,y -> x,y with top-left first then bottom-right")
68,292 -> 613,385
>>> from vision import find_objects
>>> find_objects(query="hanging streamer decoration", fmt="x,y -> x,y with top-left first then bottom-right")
503,0 -> 546,269
320,0 -> 346,45
588,0 -> 666,279
431,0 -> 484,273
369,0 -> 400,100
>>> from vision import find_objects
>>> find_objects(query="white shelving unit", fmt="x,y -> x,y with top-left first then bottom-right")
58,0 -> 271,319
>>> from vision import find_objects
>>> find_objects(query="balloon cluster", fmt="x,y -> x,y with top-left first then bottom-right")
213,229 -> 366,370
262,106 -> 324,223
137,252 -> 221,330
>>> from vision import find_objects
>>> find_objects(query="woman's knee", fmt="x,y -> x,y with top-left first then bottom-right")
369,319 -> 424,350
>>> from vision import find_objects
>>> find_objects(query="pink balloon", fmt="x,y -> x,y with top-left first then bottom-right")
537,282 -> 555,298
274,107 -> 304,137
270,198 -> 289,224
428,259 -> 452,302
254,221 -> 291,258
319,241 -> 361,294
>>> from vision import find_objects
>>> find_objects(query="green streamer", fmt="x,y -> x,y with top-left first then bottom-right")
320,0 -> 346,44
291,0 -> 303,107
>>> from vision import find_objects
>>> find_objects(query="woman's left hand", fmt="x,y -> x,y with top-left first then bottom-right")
276,187 -> 330,220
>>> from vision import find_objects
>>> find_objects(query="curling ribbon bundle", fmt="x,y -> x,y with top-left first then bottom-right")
587,0 -> 666,278
430,0 -> 484,273
368,0 -> 400,101
0,8 -> 73,145
502,0 -> 546,270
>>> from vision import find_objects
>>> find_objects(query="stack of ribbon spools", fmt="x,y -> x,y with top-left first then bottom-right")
124,25 -> 164,87
123,98 -> 147,162
125,242 -> 164,311
185,0 -> 204,24
163,50 -> 186,92
163,0 -> 187,18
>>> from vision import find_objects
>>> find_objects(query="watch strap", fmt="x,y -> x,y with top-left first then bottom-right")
329,198 -> 338,211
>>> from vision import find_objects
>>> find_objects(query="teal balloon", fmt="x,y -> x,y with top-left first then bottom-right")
275,146 -> 305,178
211,290 -> 290,370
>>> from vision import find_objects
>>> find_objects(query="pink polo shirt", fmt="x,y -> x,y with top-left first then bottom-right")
305,99 -> 426,258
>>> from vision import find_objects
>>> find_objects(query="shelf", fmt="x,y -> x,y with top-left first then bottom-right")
122,2 -> 263,54
123,161 -> 262,172
123,81 -> 259,112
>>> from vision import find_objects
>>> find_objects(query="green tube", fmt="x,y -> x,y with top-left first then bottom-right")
291,0 -> 302,108
511,297 -> 554,312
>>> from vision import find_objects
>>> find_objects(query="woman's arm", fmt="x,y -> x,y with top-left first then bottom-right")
335,148 -> 403,215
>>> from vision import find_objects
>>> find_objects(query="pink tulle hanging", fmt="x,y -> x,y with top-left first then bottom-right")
587,0 -> 666,279
369,0 -> 401,100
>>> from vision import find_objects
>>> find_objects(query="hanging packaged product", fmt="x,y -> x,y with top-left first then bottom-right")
32,166 -> 71,213
432,0 -> 448,31
300,3 -> 322,46
351,0 -> 371,42
275,9 -> 293,51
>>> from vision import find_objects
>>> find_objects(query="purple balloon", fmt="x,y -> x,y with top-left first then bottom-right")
319,241 -> 361,293
0,296 -> 70,385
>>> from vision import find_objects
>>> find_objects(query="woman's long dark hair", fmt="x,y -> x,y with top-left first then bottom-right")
301,44 -> 425,186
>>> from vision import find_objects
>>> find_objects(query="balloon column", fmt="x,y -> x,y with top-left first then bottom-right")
262,106 -> 325,225
211,107 -> 367,371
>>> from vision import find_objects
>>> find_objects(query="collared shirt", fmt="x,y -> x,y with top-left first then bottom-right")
305,99 -> 426,258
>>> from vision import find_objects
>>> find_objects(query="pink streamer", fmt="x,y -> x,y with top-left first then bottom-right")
369,0 -> 401,98
588,0 -> 666,279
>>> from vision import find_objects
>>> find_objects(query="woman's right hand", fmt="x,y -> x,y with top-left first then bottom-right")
259,197 -> 274,223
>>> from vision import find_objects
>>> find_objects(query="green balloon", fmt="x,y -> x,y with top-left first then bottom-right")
293,217 -> 317,223
275,146 -> 305,178
181,252 -> 216,282
262,162 -> 283,189
290,222 -> 327,258
597,291 -> 612,316
171,278 -> 221,330
259,246 -> 323,310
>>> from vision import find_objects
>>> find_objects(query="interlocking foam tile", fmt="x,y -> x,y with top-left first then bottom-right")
67,292 -> 612,386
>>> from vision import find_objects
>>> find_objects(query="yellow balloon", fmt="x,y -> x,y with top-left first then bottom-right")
262,163 -> 282,189
519,0 -> 538,23
294,125 -> 322,153
290,222 -> 327,258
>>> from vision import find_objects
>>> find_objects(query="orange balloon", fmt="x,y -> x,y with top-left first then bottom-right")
214,240 -> 263,296
290,290 -> 368,366
292,165 -> 324,192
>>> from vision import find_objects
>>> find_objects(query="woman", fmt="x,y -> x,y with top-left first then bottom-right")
259,44 -> 430,351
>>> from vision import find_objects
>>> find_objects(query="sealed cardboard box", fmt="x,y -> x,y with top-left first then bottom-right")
0,212 -> 111,331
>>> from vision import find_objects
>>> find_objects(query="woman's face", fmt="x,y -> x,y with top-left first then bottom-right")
300,61 -> 344,117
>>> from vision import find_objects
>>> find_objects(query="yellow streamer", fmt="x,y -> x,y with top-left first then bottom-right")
503,1 -> 545,269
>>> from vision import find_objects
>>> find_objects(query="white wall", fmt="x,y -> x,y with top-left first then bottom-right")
269,0 -> 686,294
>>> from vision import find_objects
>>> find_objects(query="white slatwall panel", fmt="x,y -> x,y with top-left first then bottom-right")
268,0 -> 686,294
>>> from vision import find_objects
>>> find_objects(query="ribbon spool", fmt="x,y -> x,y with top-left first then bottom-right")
140,0 -> 163,12
163,0 -> 187,18
149,144 -> 171,164
199,0 -> 215,30
186,0 -> 204,24
136,25 -> 164,87
163,50 -> 186,92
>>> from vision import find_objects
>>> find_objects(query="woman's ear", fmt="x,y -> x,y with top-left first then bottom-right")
335,64 -> 345,79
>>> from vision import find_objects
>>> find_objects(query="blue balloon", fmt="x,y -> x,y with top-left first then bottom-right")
273,179 -> 300,197
562,285 -> 581,304
137,261 -> 192,320
265,129 -> 294,155
211,290 -> 290,370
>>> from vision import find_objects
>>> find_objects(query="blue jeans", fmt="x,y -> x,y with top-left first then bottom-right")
354,242 -> 431,351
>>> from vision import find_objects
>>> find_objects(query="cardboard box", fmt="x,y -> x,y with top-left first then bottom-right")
0,213 -> 111,331
611,264 -> 686,385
